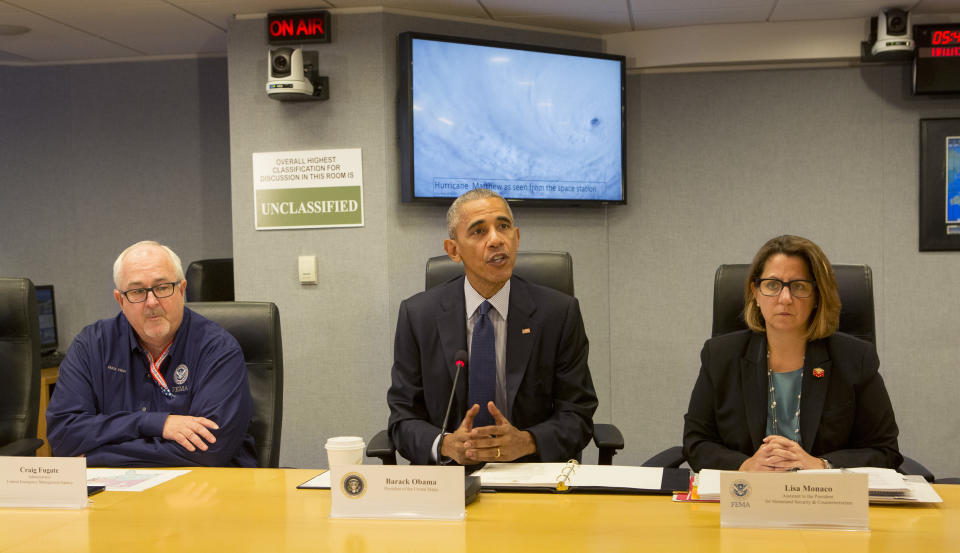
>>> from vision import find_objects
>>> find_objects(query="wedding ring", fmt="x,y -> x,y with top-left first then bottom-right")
496,448 -> 501,458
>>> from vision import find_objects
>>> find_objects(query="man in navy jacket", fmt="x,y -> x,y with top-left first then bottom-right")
46,241 -> 256,467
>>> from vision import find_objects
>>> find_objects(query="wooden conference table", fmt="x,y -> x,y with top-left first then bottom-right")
1,467 -> 957,553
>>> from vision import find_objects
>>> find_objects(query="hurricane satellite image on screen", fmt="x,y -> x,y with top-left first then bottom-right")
412,39 -> 623,201
947,137 -> 960,224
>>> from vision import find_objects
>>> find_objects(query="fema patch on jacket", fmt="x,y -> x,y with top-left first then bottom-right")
174,364 -> 189,385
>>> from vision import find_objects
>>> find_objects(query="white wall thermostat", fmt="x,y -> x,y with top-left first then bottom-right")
298,255 -> 318,284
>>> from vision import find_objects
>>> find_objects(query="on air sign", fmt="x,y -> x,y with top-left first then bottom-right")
267,11 -> 330,44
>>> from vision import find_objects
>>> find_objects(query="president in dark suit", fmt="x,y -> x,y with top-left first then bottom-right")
387,189 -> 598,466
682,235 -> 901,472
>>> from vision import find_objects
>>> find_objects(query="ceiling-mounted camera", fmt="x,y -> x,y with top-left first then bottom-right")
266,47 -> 329,101
870,8 -> 914,56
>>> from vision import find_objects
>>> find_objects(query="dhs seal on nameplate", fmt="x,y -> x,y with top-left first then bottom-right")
730,478 -> 751,506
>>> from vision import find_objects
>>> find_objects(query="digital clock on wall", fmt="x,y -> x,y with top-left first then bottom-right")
914,23 -> 960,94
930,29 -> 960,45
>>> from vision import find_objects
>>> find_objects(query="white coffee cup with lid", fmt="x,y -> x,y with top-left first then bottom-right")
325,436 -> 365,467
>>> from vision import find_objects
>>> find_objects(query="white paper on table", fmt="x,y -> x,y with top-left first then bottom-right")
698,467 -> 942,504
298,471 -> 331,489
475,463 -> 665,491
86,468 -> 190,492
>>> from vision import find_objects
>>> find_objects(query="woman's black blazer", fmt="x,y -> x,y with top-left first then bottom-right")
682,330 -> 902,472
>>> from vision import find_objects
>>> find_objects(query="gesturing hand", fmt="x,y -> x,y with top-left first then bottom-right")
463,402 -> 537,463
440,404 -> 479,465
162,415 -> 219,452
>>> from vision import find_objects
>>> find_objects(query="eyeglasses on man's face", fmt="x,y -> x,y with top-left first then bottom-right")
755,278 -> 816,299
120,282 -> 179,303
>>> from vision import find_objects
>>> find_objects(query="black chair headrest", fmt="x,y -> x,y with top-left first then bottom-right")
425,251 -> 574,296
711,263 -> 875,344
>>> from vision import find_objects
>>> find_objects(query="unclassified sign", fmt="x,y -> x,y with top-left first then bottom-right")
253,148 -> 364,229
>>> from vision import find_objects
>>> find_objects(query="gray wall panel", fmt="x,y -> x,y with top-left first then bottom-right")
876,63 -> 960,479
0,58 -> 232,347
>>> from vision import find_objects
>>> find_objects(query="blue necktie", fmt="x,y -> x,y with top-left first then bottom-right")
469,301 -> 497,428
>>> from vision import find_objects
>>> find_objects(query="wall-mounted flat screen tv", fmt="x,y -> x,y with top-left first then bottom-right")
398,32 -> 626,206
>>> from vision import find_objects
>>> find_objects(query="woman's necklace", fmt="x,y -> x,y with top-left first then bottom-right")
767,349 -> 803,440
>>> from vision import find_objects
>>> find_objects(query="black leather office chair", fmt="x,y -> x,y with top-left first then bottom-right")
643,264 -> 934,482
0,278 -> 44,456
187,302 -> 283,468
185,258 -> 235,302
367,251 -> 625,465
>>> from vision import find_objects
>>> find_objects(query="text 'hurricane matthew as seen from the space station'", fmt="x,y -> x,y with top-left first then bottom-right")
411,38 -> 624,202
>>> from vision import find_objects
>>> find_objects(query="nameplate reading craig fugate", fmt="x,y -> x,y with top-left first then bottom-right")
0,456 -> 88,509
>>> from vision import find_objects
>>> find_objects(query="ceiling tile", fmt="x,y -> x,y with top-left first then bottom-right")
0,49 -> 31,61
494,15 -> 630,34
483,0 -> 627,17
481,0 -> 629,33
174,0 -> 334,29
329,0 -> 488,19
771,1 -> 896,22
0,9 -> 139,62
628,0 -> 773,10
45,5 -> 225,55
630,6 -> 771,29
917,0 -> 960,12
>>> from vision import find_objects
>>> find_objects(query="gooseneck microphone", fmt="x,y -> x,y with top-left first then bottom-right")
439,349 -> 482,504
440,349 -> 468,435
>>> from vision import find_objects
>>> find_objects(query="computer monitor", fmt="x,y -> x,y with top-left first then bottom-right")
35,284 -> 59,354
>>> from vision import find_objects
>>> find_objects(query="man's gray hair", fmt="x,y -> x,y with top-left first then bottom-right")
446,188 -> 515,239
112,240 -> 185,289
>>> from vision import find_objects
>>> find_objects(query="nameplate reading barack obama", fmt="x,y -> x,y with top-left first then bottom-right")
329,465 -> 465,520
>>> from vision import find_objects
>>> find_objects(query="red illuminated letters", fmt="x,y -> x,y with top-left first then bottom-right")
294,18 -> 324,37
270,20 -> 294,38
270,17 -> 324,38
267,11 -> 330,44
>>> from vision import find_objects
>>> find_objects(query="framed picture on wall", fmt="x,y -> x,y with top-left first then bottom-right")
919,118 -> 960,251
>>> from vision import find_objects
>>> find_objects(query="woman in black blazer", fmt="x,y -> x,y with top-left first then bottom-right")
682,235 -> 902,472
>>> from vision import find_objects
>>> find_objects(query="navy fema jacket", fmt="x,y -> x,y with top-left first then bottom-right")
46,307 -> 258,467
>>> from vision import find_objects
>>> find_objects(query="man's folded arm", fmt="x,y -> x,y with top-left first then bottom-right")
89,344 -> 252,466
47,338 -> 168,457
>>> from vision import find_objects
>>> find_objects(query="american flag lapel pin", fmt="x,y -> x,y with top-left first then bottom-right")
813,368 -> 825,378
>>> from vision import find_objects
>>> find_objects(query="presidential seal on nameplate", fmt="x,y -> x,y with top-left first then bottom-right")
720,471 -> 868,530
329,465 -> 465,520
